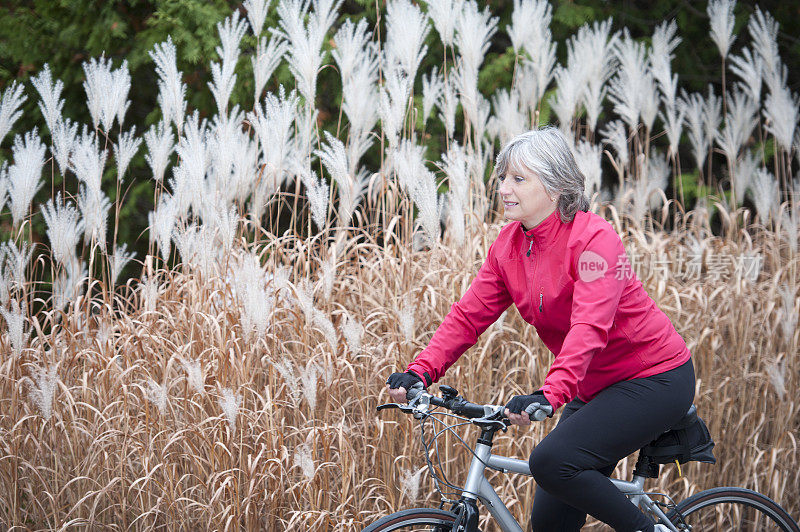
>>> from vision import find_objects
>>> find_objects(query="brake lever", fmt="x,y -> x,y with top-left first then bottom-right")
376,402 -> 415,414
471,405 -> 509,431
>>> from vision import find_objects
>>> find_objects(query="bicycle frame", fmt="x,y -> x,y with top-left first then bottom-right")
461,442 -> 680,532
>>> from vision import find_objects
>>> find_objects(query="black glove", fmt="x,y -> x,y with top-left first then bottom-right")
386,371 -> 423,391
505,391 -> 554,420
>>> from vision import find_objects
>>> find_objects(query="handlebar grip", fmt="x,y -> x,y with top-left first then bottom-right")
406,381 -> 425,401
524,402 -> 553,421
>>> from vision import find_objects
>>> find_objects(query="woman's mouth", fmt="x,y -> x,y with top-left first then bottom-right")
503,201 -> 518,207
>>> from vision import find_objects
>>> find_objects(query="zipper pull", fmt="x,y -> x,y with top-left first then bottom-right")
539,289 -> 543,313
527,239 -> 533,257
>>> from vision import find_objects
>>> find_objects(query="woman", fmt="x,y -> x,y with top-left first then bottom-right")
385,127 -> 693,532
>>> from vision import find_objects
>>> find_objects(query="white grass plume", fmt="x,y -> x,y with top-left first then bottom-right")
385,0 -> 429,81
650,20 -> 681,110
399,467 -> 424,502
218,387 -> 242,431
453,2 -> 497,125
342,67 -> 379,172
732,150 -> 758,205
0,81 -> 27,146
252,34 -> 287,103
31,64 -> 65,135
510,0 -> 556,111
145,379 -> 168,416
577,20 -> 618,132
748,168 -> 779,223
608,30 -> 658,132
233,253 -> 274,339
441,142 -> 470,207
703,85 -> 722,153
422,67 -> 444,126
247,92 -> 295,222
729,47 -> 763,104
77,186 -> 111,249
3,240 -> 35,288
601,120 -> 629,169
763,83 -> 799,151
679,91 -> 710,172
490,89 -> 526,145
7,130 -> 45,227
300,361 -> 319,410
425,0 -> 463,47
445,192 -> 465,244
439,74 -> 458,139
0,162 -> 6,215
316,131 -> 368,226
707,0 -> 736,59
340,310 -> 364,353
0,262 -> 10,307
139,274 -> 159,314
747,7 -> 781,90
573,140 -> 602,196
717,89 -> 757,162
274,0 -> 342,106
295,163 -> 329,231
51,118 -> 78,177
181,358 -> 205,395
110,243 -> 136,284
454,1 -> 497,83
293,443 -> 315,480
144,121 -> 174,182
41,192 -> 83,266
149,194 -> 177,261
71,127 -> 107,195
780,201 -> 798,254
379,65 -> 412,148
764,359 -> 786,400
27,364 -> 59,420
82,55 -> 131,131
332,18 -> 372,85
397,294 -> 416,343
114,127 -> 142,182
507,0 -> 552,57
149,36 -> 187,131
274,357 -> 301,403
53,258 -> 86,310
209,12 -> 249,114
551,63 -> 583,134
1,299 -> 29,357
244,0 -> 272,36
776,285 -> 797,343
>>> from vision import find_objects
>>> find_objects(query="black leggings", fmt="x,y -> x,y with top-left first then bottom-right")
529,359 -> 695,532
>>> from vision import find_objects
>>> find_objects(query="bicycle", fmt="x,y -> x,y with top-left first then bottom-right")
363,384 -> 800,531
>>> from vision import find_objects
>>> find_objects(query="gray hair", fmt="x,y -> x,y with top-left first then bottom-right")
494,127 -> 590,222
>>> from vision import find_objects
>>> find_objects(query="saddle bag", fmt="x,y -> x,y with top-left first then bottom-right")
642,407 -> 716,465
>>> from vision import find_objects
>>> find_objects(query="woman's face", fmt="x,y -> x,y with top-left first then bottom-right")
498,163 -> 558,229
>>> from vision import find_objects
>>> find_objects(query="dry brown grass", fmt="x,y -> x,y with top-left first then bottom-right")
0,201 -> 797,530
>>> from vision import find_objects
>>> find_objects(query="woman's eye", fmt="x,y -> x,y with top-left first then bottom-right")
514,175 -> 524,183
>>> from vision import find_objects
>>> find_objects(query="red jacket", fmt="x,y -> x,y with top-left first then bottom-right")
406,209 -> 691,411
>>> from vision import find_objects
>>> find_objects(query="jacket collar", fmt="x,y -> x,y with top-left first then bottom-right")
519,208 -> 563,243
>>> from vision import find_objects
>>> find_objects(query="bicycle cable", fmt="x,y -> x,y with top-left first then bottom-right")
415,405 -> 509,502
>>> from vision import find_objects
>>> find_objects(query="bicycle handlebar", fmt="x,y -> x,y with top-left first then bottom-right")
379,382 -> 552,424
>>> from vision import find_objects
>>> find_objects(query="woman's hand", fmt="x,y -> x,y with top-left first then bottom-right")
504,392 -> 553,425
505,408 -> 533,426
385,371 -> 423,403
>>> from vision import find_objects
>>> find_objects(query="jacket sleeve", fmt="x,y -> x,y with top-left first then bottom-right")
540,225 -> 627,410
407,240 -> 513,384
